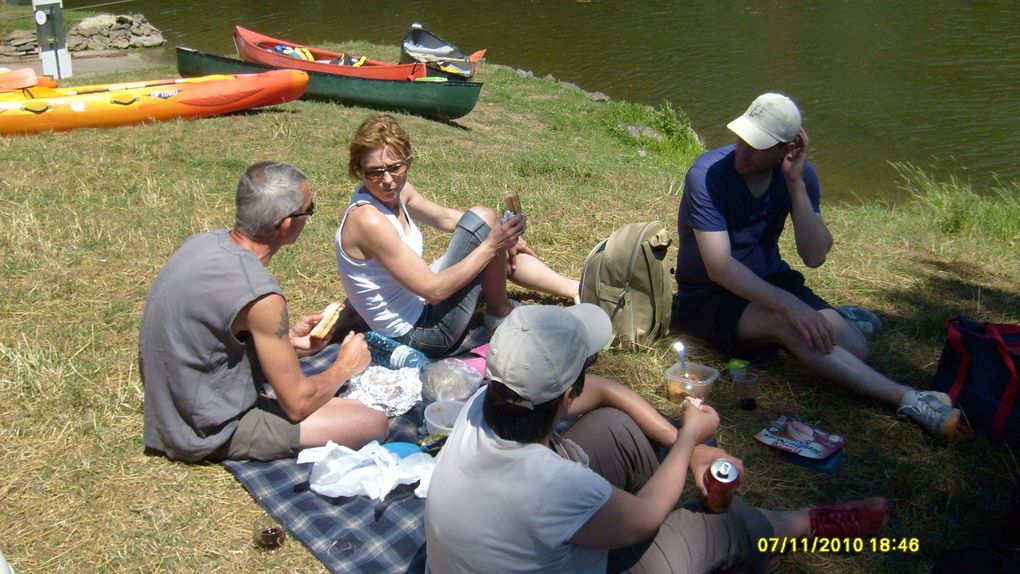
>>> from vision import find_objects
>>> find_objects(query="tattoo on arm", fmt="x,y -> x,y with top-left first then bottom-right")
275,306 -> 290,339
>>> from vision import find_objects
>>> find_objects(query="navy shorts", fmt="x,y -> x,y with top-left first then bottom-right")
672,268 -> 832,355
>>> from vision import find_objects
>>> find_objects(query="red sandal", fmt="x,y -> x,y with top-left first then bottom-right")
809,497 -> 889,538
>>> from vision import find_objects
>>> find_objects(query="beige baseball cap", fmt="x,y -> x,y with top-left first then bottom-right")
727,93 -> 802,150
486,304 -> 612,407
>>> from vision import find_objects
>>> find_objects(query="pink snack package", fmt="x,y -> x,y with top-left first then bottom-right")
754,415 -> 845,460
460,343 -> 489,375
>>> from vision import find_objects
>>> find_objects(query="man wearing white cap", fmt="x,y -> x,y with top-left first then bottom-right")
672,93 -> 960,440
425,304 -> 888,573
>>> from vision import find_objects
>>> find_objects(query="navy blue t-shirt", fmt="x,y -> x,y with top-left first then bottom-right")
675,145 -> 821,293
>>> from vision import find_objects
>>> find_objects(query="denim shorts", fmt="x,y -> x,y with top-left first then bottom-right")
394,210 -> 490,358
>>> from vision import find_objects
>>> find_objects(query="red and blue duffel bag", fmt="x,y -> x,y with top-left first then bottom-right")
932,316 -> 1020,447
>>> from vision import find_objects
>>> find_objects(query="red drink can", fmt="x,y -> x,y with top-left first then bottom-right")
702,458 -> 741,513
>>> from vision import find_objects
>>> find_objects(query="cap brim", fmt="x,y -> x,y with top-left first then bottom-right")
565,304 -> 613,356
727,116 -> 779,150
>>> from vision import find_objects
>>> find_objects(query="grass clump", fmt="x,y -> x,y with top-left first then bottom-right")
601,99 -> 705,173
895,162 -> 1020,250
0,43 -> 1017,574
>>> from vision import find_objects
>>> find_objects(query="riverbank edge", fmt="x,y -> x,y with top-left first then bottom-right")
1,37 -> 1018,574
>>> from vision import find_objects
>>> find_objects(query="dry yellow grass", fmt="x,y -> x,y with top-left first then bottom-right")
0,49 -> 1017,574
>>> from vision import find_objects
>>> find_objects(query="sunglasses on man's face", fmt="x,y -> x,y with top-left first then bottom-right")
275,201 -> 315,229
363,161 -> 409,182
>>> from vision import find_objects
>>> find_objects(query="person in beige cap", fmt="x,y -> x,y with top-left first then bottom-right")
425,304 -> 888,573
672,92 -> 960,440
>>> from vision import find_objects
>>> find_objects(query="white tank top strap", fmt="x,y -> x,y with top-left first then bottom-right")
335,186 -> 425,337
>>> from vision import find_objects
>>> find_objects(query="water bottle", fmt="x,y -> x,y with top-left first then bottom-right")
364,331 -> 431,369
391,345 -> 431,368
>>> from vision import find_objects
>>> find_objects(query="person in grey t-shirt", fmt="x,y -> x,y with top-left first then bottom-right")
140,162 -> 387,462
426,305 -> 890,573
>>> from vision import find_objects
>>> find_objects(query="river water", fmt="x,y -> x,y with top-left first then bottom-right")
56,0 -> 1020,204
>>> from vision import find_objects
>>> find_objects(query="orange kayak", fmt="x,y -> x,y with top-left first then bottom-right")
0,67 -> 57,89
234,26 -> 428,81
0,69 -> 308,135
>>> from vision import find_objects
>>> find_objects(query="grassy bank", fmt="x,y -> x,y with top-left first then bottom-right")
0,4 -> 95,36
1,41 -> 1018,574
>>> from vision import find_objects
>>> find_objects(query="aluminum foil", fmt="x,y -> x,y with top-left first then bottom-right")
341,365 -> 423,417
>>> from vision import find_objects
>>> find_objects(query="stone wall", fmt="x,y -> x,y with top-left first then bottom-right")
0,14 -> 164,58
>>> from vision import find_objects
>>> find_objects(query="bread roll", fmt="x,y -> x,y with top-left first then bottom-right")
309,302 -> 343,340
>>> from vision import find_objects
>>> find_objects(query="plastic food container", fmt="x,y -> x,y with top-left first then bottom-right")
424,399 -> 466,435
664,362 -> 720,403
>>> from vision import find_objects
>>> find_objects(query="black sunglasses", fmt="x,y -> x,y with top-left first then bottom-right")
363,161 -> 409,182
275,201 -> 315,229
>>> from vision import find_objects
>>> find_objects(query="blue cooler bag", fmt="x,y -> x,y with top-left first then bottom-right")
932,316 -> 1020,447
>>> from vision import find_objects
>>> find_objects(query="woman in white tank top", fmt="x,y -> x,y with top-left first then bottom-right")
335,115 -> 579,358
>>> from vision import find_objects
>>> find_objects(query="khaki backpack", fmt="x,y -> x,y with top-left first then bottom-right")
579,221 -> 673,350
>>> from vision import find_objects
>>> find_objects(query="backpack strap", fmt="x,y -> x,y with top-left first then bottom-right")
992,323 -> 1020,350
945,318 -> 971,402
984,323 -> 1020,441
641,224 -> 672,341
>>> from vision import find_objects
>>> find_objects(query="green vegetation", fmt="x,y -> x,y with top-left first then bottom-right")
0,4 -> 34,36
0,42 -> 1017,574
0,3 -> 96,36
601,99 -> 705,171
895,162 -> 1020,251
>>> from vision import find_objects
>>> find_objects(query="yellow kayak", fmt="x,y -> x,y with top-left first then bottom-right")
0,68 -> 308,135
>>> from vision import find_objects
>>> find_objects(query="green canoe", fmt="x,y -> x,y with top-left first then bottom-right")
176,46 -> 482,121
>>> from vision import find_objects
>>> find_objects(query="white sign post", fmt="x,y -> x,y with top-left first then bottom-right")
32,0 -> 72,79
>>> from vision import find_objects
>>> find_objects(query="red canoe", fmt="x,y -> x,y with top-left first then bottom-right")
234,26 -> 428,81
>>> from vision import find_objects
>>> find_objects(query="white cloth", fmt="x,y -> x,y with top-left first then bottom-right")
425,389 -> 612,574
298,440 -> 435,501
0,549 -> 15,574
335,186 -> 425,338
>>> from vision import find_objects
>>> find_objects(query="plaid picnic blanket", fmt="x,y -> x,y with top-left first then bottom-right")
222,331 -> 489,574
222,409 -> 427,574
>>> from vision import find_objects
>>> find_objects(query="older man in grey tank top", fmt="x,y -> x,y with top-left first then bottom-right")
140,162 -> 387,462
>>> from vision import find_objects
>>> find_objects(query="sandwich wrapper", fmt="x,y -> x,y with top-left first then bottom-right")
754,415 -> 845,472
298,440 -> 435,500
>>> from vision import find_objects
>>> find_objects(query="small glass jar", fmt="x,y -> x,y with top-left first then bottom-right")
252,511 -> 286,550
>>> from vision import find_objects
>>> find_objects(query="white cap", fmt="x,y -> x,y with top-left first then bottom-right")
0,549 -> 14,574
726,93 -> 802,150
486,304 -> 612,407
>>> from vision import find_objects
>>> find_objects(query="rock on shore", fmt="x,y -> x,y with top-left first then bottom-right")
0,14 -> 164,58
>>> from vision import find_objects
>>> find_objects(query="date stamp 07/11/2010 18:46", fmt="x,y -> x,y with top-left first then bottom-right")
757,537 -> 920,554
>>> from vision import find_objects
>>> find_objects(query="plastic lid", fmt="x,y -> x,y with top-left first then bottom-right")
382,442 -> 423,459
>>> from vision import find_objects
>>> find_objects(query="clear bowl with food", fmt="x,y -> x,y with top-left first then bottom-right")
424,399 -> 466,435
664,362 -> 720,403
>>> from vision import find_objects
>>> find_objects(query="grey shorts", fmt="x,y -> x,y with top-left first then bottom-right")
395,210 -> 490,358
563,408 -> 774,574
220,398 -> 301,461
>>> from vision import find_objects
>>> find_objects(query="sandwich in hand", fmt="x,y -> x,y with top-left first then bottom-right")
309,302 -> 344,341
503,190 -> 522,214
501,190 -> 523,224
